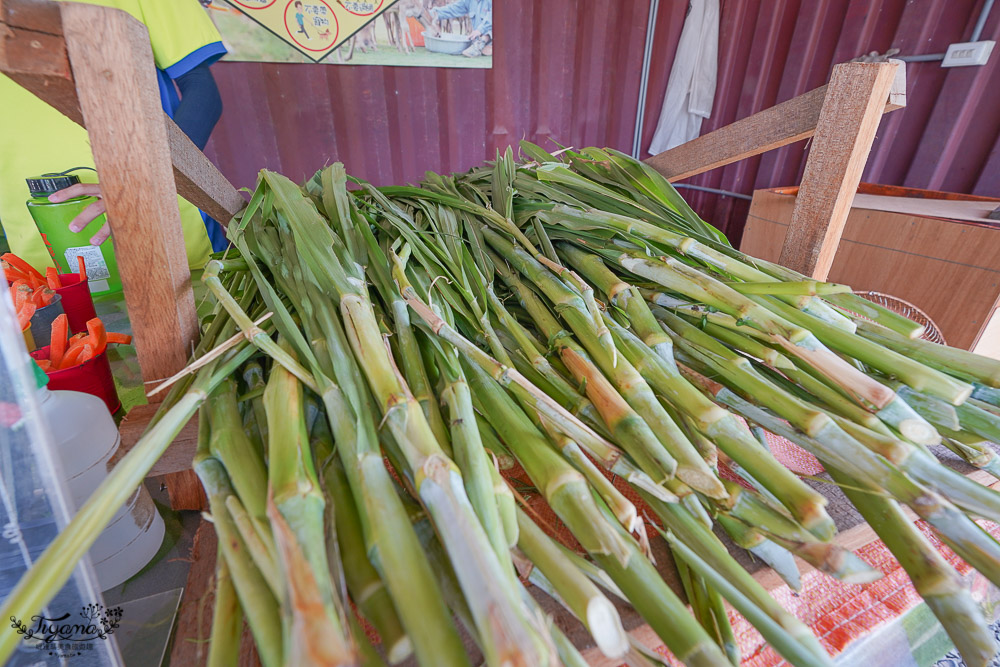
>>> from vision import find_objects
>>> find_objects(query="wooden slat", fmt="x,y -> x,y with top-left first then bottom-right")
118,404 -> 199,476
645,87 -> 828,182
166,118 -> 246,223
643,59 -> 905,183
0,21 -> 83,125
778,61 -> 900,280
62,1 -> 198,385
117,404 -> 204,509
168,520 -> 217,667
0,0 -> 61,34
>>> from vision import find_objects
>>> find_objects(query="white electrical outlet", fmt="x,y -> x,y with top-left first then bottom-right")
941,40 -> 995,67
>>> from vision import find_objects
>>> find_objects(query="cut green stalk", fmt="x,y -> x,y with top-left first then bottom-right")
492,257 -> 677,484
403,284 -> 659,486
558,243 -> 674,360
207,546 -> 243,667
657,527 -> 832,667
721,482 -> 880,584
485,228 -> 724,497
323,456 -> 411,664
263,351 -> 355,665
939,428 -> 1000,481
203,260 -> 320,394
716,514 -> 802,591
718,391 -> 1000,589
614,316 -> 833,537
706,581 -> 740,666
207,381 -> 269,523
225,495 -> 281,598
516,508 -> 628,659
727,280 -> 851,296
824,291 -> 926,339
197,455 -> 284,667
464,358 -> 728,666
484,284 -> 606,432
956,398 -> 1000,442
672,553 -> 718,652
759,296 -> 973,405
828,466 -> 998,665
438,346 -> 514,577
541,421 -> 639,531
389,294 -> 451,450
599,244 -> 806,342
639,490 -> 830,663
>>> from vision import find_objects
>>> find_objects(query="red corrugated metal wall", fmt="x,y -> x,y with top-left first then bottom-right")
204,0 -> 1000,244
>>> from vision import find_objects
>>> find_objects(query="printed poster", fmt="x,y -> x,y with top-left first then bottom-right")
203,0 -> 493,68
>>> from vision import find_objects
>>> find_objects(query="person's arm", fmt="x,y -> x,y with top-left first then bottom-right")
473,3 -> 492,37
172,64 -> 223,150
432,0 -> 471,22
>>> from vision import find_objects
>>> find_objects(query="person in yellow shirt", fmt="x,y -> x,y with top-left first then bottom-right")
0,0 -> 228,273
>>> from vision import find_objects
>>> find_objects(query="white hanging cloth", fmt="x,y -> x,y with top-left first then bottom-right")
647,0 -> 720,155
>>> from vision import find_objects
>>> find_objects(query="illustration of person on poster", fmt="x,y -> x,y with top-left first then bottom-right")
202,0 -> 494,68
293,0 -> 310,39
430,0 -> 492,58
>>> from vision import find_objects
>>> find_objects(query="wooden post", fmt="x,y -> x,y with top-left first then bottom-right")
777,61 -> 900,280
60,2 -> 198,386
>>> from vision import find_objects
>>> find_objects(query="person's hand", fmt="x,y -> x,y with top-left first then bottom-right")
425,8 -> 441,36
468,29 -> 481,40
47,183 -> 110,246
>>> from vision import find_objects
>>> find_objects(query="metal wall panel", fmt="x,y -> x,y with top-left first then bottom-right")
204,0 -> 999,244
203,0 -> 653,189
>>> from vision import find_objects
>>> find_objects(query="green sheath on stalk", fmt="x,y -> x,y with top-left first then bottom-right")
263,350 -> 355,665
323,455 -> 412,664
207,546 -> 243,667
829,466 -> 998,665
485,228 -> 723,497
515,508 -> 629,659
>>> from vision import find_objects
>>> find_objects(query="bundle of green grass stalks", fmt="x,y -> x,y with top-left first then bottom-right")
6,143 -> 1000,667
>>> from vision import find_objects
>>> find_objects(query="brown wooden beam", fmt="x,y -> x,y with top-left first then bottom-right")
644,60 -> 905,183
118,404 -> 198,476
167,118 -> 246,223
778,61 -> 900,280
0,0 -> 62,34
62,1 -> 198,385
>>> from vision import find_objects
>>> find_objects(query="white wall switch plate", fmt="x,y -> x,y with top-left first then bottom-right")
941,40 -> 995,67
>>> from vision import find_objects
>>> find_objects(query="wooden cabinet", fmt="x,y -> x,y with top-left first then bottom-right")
741,184 -> 1000,357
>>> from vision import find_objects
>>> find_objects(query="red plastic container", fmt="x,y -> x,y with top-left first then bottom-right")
53,272 -> 97,334
31,344 -> 121,414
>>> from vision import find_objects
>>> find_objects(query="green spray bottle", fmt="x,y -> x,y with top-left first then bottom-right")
25,169 -> 122,296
